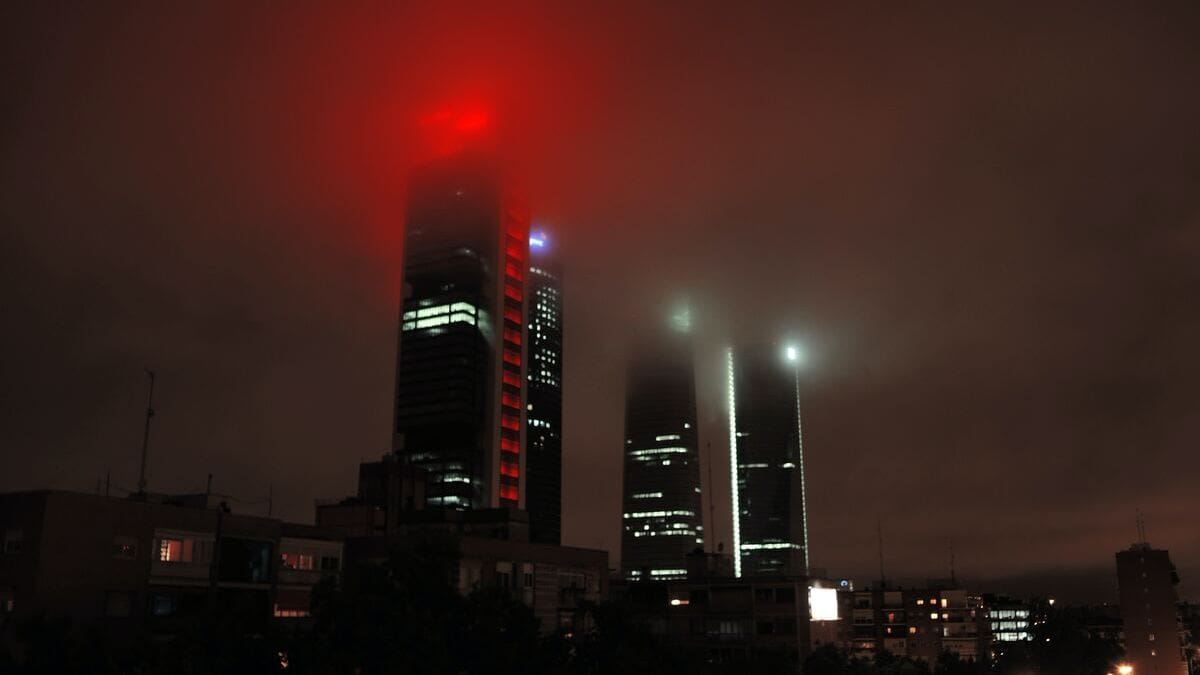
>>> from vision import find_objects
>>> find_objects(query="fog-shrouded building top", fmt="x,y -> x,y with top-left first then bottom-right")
727,342 -> 809,577
392,151 -> 529,511
621,329 -> 704,580
525,230 -> 563,544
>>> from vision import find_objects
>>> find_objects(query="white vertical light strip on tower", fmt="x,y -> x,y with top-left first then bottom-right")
726,347 -> 742,578
795,369 -> 810,574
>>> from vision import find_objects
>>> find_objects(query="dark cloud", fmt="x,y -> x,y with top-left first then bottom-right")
2,2 -> 1198,599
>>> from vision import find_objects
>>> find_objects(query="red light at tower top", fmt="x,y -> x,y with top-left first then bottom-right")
418,106 -> 494,158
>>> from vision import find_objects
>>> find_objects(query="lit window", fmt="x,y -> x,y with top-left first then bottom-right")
281,553 -> 315,570
917,599 -> 924,606
930,612 -> 939,620
159,538 -> 185,562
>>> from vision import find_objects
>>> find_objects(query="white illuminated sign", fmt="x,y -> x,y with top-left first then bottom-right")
809,587 -> 838,621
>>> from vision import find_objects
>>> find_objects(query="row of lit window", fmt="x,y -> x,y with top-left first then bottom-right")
630,492 -> 663,499
739,542 -> 802,551
402,312 -> 477,331
623,510 -> 696,519
626,568 -> 688,578
403,302 -> 478,320
632,530 -> 699,538
628,446 -> 689,459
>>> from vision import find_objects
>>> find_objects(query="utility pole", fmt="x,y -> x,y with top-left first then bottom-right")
136,369 -> 156,495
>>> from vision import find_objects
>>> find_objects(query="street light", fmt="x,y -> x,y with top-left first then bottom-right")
1117,664 -> 1133,675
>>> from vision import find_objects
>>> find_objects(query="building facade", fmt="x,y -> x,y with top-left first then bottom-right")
392,151 -> 530,510
316,454 -> 608,634
621,329 -> 705,580
727,343 -> 808,577
525,230 -> 563,544
0,490 -> 342,636
835,584 -> 990,664
1116,543 -> 1189,675
612,571 -> 840,667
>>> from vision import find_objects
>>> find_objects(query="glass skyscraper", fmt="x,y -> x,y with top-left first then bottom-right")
392,150 -> 530,510
621,326 -> 704,580
727,342 -> 809,577
525,230 -> 563,544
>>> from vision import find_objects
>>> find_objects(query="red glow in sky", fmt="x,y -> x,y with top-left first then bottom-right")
418,106 -> 495,158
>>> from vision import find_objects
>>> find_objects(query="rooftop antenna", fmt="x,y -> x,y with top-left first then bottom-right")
706,442 -> 716,553
1135,510 -> 1147,545
136,369 -> 157,495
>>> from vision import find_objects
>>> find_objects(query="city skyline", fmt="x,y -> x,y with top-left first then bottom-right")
2,2 -> 1198,604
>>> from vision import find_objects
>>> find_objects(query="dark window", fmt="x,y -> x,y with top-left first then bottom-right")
775,587 -> 796,604
320,556 -> 340,571
218,538 -> 273,583
148,594 -> 177,617
104,591 -> 135,618
755,588 -> 774,603
690,589 -> 709,605
2,530 -> 21,554
756,621 -> 774,635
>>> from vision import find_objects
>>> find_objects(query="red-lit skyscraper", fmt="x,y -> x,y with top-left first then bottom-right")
392,150 -> 530,510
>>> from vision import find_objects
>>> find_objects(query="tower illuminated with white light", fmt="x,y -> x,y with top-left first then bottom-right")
727,342 -> 809,577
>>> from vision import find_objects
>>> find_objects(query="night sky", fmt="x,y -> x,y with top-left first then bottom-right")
3,3 -> 1198,602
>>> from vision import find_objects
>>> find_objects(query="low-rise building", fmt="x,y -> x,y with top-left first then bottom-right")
837,582 -> 989,664
316,454 -> 609,634
0,490 -> 342,637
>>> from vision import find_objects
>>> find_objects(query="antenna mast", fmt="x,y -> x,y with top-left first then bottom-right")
136,369 -> 156,495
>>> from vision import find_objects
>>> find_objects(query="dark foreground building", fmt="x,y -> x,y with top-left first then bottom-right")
621,327 -> 705,580
1116,542 -> 1189,675
525,229 -> 563,544
393,151 -> 530,510
317,455 -> 608,633
612,551 -> 842,667
0,490 -> 342,635
727,343 -> 809,577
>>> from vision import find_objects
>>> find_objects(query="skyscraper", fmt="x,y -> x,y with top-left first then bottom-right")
392,150 -> 529,510
621,323 -> 704,580
525,230 -> 563,544
727,342 -> 809,577
1116,542 -> 1189,675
